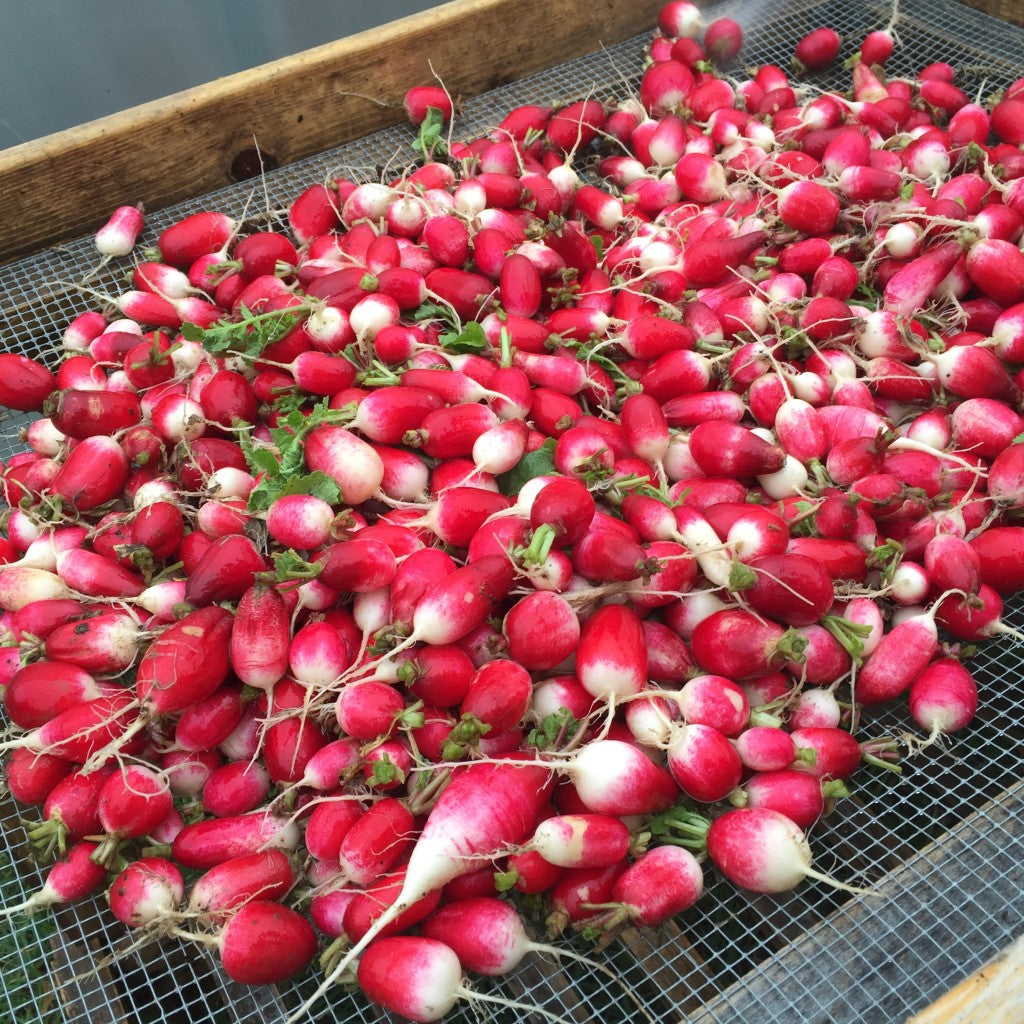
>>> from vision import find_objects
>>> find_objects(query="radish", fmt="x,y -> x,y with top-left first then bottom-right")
3,661 -> 103,730
177,900 -> 317,986
356,935 -> 575,1024
521,813 -> 631,869
107,857 -> 184,929
733,769 -> 848,829
188,850 -> 296,923
230,585 -> 291,691
92,764 -> 174,866
289,760 -> 553,1016
706,807 -> 864,894
667,722 -> 743,803
202,762 -> 271,817
908,658 -> 978,740
575,604 -> 648,701
0,842 -> 107,917
854,602 -> 943,705
4,748 -> 73,807
171,812 -> 301,869
136,605 -> 233,714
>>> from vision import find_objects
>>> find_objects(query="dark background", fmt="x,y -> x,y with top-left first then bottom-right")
0,0 -> 446,150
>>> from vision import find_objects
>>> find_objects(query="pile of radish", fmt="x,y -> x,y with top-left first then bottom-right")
4,1 -> 1024,1019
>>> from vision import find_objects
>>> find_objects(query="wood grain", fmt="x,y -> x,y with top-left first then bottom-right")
962,0 -> 1024,27
0,0 -> 661,263
906,933 -> 1024,1024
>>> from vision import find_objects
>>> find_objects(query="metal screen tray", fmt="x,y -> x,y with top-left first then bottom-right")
3,1 -> 1024,1022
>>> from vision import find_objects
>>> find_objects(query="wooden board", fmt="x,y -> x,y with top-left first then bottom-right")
906,934 -> 1024,1024
962,0 -> 1024,26
0,0 -> 661,264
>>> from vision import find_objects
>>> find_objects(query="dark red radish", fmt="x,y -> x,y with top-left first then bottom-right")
934,585 -> 1014,643
49,436 -> 130,511
27,767 -> 112,858
335,797 -> 416,886
47,388 -> 142,438
203,762 -> 271,817
11,693 -> 138,765
741,553 -> 836,627
4,661 -> 103,730
683,231 -> 765,288
135,606 -> 233,714
690,610 -> 796,680
970,528 -> 1024,595
342,865 -> 444,943
189,900 -> 319,986
793,27 -> 840,71
704,17 -> 743,64
689,421 -> 785,478
5,748 -> 73,807
158,211 -> 234,268
0,354 -> 57,412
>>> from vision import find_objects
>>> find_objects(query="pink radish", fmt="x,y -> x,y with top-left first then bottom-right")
707,807 -> 862,893
734,769 -> 848,830
108,857 -> 184,928
908,658 -> 978,740
854,602 -> 943,705
188,850 -> 296,923
171,812 -> 301,870
667,722 -> 743,803
92,764 -> 174,866
0,842 -> 107,917
575,604 -> 648,701
291,760 -> 553,1014
521,813 -> 631,869
356,935 -> 573,1024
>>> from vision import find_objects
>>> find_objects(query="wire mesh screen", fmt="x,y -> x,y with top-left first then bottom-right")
2,0 -> 1024,1022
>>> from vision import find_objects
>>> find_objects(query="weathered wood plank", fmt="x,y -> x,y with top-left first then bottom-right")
0,0 -> 661,263
906,933 -> 1024,1024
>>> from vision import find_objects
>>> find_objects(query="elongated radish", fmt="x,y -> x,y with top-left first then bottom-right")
289,761 -> 553,1019
0,842 -> 107,917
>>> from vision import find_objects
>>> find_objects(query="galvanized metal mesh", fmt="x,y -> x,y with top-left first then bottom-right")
2,1 -> 1024,1022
